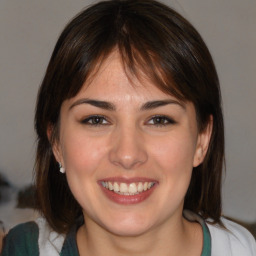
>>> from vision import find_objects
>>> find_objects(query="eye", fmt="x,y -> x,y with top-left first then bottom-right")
147,115 -> 176,126
81,115 -> 109,126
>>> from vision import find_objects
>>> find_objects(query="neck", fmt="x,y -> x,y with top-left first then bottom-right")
76,214 -> 203,256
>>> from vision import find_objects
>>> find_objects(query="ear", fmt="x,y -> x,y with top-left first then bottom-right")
193,116 -> 213,167
47,124 -> 63,165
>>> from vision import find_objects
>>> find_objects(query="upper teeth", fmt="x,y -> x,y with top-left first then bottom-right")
101,181 -> 155,195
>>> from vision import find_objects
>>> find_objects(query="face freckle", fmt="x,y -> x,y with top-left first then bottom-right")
53,50 -> 211,237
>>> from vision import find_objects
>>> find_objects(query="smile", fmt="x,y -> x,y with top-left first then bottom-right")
101,181 -> 156,195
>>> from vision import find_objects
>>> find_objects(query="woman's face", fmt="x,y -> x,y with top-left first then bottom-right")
53,51 -> 211,236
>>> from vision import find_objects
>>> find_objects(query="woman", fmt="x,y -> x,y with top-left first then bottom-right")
1,0 -> 255,255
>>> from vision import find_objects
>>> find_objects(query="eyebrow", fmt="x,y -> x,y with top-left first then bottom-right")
140,100 -> 185,110
69,98 -> 185,111
70,99 -> 116,111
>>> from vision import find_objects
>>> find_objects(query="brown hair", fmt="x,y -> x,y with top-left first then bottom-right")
35,0 -> 224,233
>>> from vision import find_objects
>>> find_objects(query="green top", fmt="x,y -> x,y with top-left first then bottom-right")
1,222 -> 39,256
1,217 -> 211,256
201,220 -> 211,256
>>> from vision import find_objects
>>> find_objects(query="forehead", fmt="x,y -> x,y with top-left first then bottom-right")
60,51 -> 198,122
60,50 -> 198,132
75,50 -> 179,103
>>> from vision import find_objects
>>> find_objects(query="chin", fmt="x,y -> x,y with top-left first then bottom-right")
106,224 -> 151,237
99,213 -> 155,237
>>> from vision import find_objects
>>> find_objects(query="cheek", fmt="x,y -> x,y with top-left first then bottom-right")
151,133 -> 197,171
61,132 -> 108,175
60,133 -> 109,212
144,133 -> 197,217
150,132 -> 197,197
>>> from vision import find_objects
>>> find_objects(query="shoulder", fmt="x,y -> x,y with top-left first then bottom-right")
206,218 -> 256,256
1,221 -> 39,256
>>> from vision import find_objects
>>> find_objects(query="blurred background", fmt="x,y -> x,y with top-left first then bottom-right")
0,0 -> 255,232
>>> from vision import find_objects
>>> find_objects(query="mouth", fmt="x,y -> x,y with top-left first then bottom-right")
101,181 -> 156,195
99,179 -> 157,205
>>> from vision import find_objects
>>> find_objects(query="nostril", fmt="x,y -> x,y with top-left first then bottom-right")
108,128 -> 148,169
109,145 -> 148,169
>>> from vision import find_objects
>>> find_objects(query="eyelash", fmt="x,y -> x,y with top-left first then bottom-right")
81,115 -> 109,126
81,115 -> 176,127
147,115 -> 176,126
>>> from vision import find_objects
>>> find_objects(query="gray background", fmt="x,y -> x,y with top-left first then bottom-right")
0,0 -> 255,222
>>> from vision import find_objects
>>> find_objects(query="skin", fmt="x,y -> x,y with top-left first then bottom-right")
0,236 -> 3,253
53,50 -> 212,256
0,223 -> 4,253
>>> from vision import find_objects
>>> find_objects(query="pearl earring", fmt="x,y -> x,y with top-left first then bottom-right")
59,162 -> 65,174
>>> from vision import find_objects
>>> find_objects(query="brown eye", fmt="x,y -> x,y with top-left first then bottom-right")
148,115 -> 176,126
81,115 -> 108,125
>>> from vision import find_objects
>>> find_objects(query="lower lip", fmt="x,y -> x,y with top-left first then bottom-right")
100,185 -> 157,205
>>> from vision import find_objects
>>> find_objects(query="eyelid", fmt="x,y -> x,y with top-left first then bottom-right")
80,114 -> 110,125
146,115 -> 177,126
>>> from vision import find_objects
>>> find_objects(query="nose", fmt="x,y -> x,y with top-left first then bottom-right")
109,125 -> 148,170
